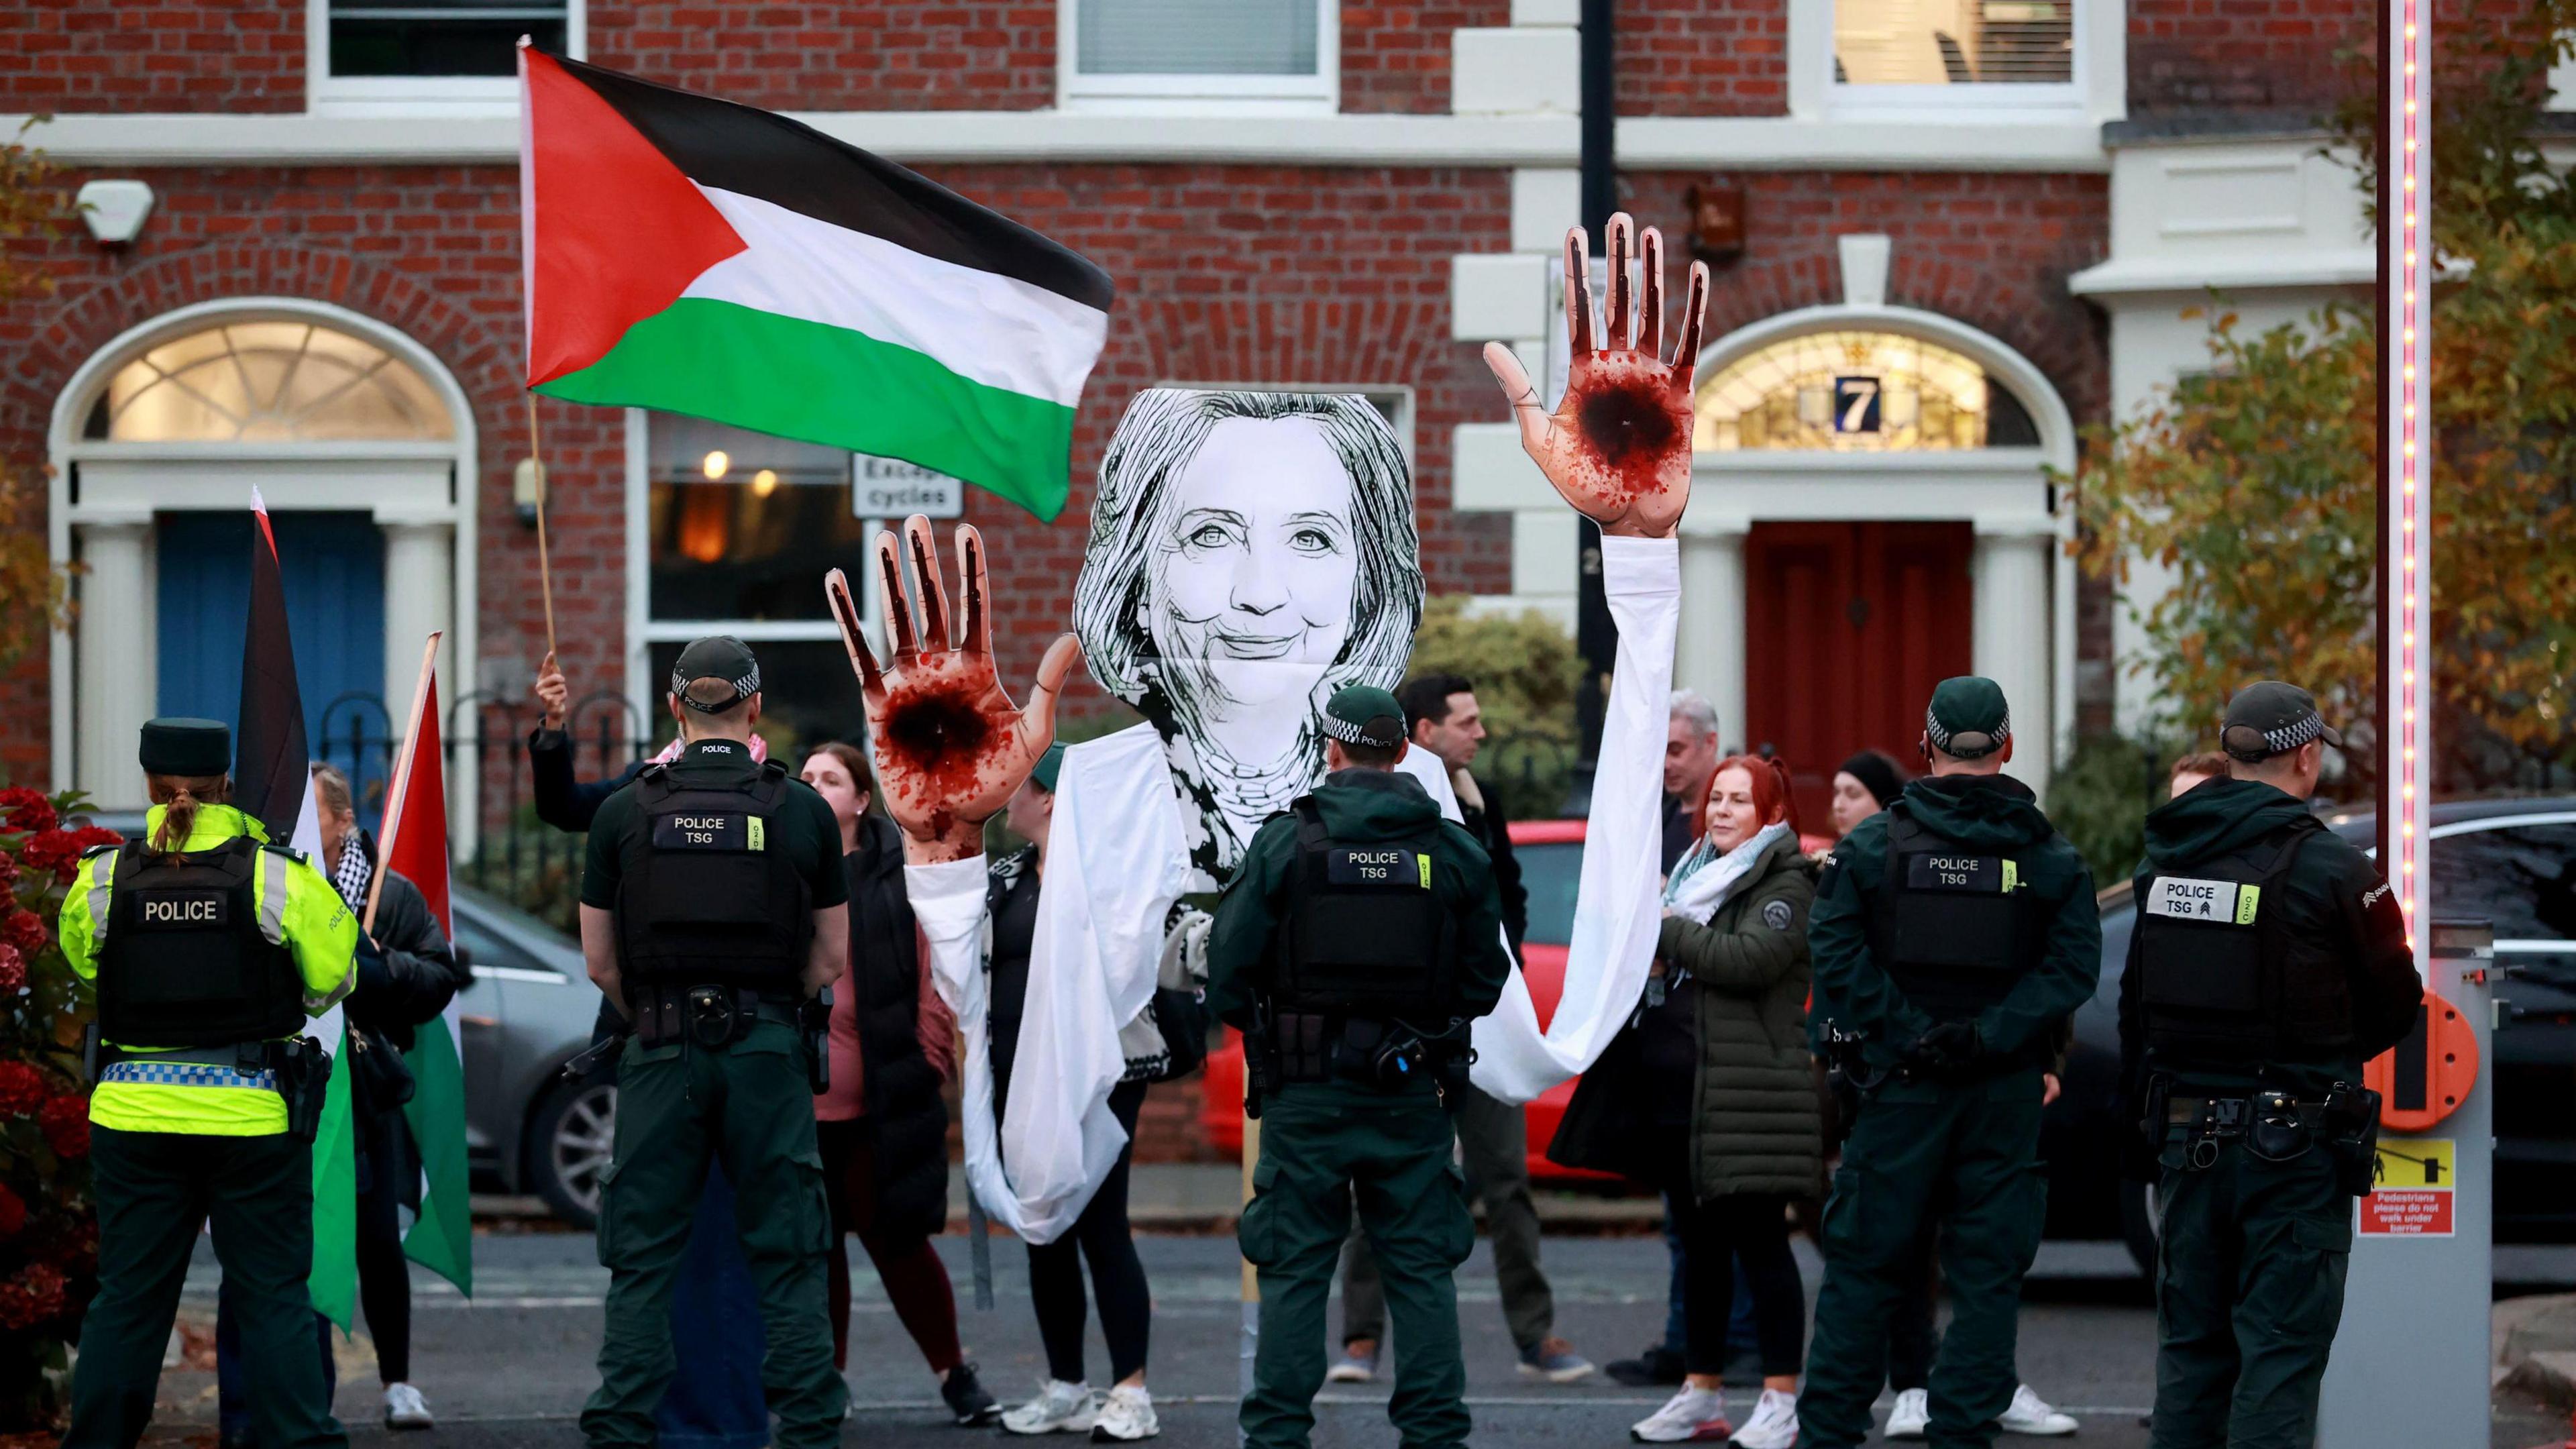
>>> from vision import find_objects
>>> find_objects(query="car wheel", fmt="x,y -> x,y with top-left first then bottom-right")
2121,1177 -> 2161,1278
528,1078 -> 617,1230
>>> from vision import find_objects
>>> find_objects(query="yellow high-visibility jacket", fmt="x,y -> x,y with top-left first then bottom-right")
60,803 -> 357,1137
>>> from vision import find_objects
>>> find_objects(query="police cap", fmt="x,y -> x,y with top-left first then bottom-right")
1030,741 -> 1066,793
2220,681 -> 2345,763
670,636 -> 761,714
140,717 -> 231,776
1924,676 -> 2010,759
1321,686 -> 1407,751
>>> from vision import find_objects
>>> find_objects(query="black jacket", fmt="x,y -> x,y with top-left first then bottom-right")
841,812 -> 950,1240
529,725 -> 646,834
347,861 -> 466,1052
1459,772 -> 1527,953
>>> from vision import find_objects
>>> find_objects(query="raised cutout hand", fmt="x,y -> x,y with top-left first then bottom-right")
826,515 -> 1081,865
1482,212 -> 1710,539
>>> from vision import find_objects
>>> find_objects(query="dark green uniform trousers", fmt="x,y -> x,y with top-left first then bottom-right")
1238,1081 -> 1477,1449
67,1125 -> 343,1449
1340,1083 -> 1553,1354
581,1022 -> 846,1449
2150,1130 -> 2352,1449
1801,1067 -> 2049,1449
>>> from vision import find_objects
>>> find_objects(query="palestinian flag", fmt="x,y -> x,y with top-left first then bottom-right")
518,45 -> 1115,522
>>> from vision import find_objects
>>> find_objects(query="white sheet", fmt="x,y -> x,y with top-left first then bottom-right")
912,536 -> 1675,1234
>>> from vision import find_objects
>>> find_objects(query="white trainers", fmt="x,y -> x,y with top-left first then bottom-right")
2000,1383 -> 2079,1436
1629,1385 -> 1731,1443
1729,1388 -> 1799,1449
1884,1386 -> 1931,1440
382,1383 -> 433,1430
1002,1379 -> 1098,1435
1089,1383 -> 1159,1442
1324,1340 -> 1377,1383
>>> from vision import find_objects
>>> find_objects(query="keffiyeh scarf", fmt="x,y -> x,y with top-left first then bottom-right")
331,833 -> 373,915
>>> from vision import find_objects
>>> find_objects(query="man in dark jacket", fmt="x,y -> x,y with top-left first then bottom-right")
2119,682 -> 2420,1449
1799,678 -> 2100,1449
1210,686 -> 1515,1449
1326,674 -> 1588,1385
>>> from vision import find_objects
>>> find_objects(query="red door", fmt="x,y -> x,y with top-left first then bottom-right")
1744,521 -> 1974,828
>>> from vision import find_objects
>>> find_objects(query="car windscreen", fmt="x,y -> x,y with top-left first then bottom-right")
1520,841 -> 1580,948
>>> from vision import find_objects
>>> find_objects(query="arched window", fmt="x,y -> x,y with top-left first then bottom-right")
83,320 -> 454,443
1693,329 -> 2039,453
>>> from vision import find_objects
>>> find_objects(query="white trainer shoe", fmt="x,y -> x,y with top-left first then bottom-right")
382,1383 -> 433,1430
1089,1384 -> 1159,1442
1629,1385 -> 1731,1443
1002,1379 -> 1097,1435
1729,1388 -> 1799,1449
1884,1386 -> 1931,1440
2000,1383 -> 2080,1436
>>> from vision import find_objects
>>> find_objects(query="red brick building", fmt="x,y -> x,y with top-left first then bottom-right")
1,0 -> 2443,822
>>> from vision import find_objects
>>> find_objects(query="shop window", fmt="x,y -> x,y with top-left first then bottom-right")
642,413 -> 887,757
85,321 -> 453,443
1063,0 -> 1335,108
1692,331 -> 2039,453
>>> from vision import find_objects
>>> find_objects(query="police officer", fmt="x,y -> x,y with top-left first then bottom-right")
1800,677 -> 2102,1449
1208,686 -> 1514,1449
578,637 -> 851,1449
2121,682 -> 2421,1449
57,718 -> 357,1449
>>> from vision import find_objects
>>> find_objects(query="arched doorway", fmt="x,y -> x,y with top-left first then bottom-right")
1677,306 -> 2076,818
48,299 -> 478,815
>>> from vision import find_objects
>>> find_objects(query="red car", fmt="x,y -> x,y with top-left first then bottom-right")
1199,817 -> 1609,1181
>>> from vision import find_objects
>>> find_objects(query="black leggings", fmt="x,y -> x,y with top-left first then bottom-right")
1026,1079 -> 1152,1385
354,1112 -> 412,1384
1670,1191 -> 1805,1381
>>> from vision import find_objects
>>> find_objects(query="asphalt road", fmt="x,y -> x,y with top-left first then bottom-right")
141,1232 -> 2572,1448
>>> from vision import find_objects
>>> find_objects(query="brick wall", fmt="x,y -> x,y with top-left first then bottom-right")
0,0 -> 303,114
1342,0 -> 1509,114
590,2 -> 1055,111
1617,0 -> 1789,117
2127,0 -> 2371,119
0,161 -> 1513,776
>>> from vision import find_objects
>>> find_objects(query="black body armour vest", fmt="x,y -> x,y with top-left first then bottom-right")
614,760 -> 811,992
1876,814 -> 2047,1022
1272,799 -> 1454,1023
97,839 -> 306,1047
2134,820 -> 2354,1063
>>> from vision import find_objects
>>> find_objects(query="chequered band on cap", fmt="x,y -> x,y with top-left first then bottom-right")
1924,704 -> 2010,755
2225,710 -> 2327,761
671,666 -> 761,709
1319,712 -> 1368,745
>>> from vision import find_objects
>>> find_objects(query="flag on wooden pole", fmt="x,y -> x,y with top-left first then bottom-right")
368,634 -> 474,1297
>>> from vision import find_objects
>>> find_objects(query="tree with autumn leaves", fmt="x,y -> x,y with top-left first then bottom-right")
2072,3 -> 2576,800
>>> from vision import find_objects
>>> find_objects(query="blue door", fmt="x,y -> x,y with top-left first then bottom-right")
157,511 -> 388,820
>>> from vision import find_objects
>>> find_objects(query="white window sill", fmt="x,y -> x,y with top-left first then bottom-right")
1056,93 -> 1338,117
309,78 -> 522,119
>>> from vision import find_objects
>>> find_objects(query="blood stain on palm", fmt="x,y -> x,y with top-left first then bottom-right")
1572,378 -> 1682,504
881,677 -> 998,813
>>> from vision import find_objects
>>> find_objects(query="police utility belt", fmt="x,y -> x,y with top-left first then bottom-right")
1255,1010 -> 1473,1097
90,1036 -> 335,1142
2150,1078 -> 2380,1194
632,983 -> 803,1050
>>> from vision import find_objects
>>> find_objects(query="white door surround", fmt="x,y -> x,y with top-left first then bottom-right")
46,297 -> 479,818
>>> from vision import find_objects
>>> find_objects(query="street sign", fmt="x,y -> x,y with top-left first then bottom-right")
2359,1138 -> 2456,1237
851,454 -> 964,520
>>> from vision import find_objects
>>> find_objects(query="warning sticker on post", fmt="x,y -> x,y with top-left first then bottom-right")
2360,1138 -> 2455,1237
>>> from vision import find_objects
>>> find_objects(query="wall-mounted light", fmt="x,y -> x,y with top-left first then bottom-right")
513,454 -> 546,529
702,449 -> 730,481
76,180 -> 155,246
1684,181 -> 1746,268
751,468 -> 779,498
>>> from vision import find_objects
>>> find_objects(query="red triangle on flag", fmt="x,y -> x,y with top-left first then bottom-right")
376,670 -> 451,939
520,44 -> 747,389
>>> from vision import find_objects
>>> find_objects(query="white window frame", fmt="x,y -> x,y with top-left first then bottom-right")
307,0 -> 583,116
1791,0 -> 2121,127
1057,0 -> 1339,115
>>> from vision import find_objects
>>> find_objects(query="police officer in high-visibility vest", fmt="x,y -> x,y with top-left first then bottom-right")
578,637 -> 852,1449
2120,682 -> 2422,1449
1799,678 -> 2101,1449
1207,685 -> 1514,1449
57,718 -> 357,1449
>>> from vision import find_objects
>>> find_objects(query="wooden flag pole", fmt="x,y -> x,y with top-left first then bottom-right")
526,392 -> 559,661
364,630 -> 445,934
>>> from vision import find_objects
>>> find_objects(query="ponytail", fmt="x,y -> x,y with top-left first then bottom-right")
146,773 -> 232,858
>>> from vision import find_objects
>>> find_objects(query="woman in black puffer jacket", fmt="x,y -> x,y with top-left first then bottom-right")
1550,755 -> 1819,1448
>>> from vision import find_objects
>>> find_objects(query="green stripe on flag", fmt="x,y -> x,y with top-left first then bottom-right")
539,297 -> 1079,522
402,1016 -> 474,1296
309,1022 -> 357,1330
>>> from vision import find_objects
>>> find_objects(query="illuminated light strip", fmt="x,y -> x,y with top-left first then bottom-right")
2384,0 -> 2432,951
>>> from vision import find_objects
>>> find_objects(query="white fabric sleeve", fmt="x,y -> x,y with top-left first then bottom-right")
1468,533 -> 1680,1104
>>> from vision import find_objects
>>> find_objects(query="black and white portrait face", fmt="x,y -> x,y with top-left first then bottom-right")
1076,388 -> 1424,879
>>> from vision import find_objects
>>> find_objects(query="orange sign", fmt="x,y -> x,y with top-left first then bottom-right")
2363,988 -> 2479,1133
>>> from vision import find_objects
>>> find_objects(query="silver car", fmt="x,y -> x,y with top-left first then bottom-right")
449,886 -> 617,1227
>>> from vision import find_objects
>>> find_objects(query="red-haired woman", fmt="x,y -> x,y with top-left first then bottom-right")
1550,755 -> 1820,1448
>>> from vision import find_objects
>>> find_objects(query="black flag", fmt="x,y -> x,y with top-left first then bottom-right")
234,491 -> 313,846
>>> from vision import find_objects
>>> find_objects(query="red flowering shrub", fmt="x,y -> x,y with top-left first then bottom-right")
0,1265 -> 66,1331
0,790 -> 97,1426
35,1098 -> 85,1161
